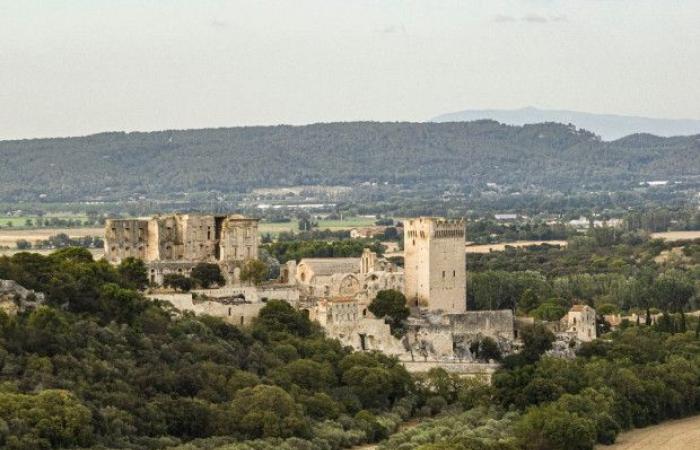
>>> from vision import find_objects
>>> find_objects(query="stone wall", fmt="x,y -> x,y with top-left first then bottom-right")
400,361 -> 499,380
147,292 -> 264,326
104,219 -> 151,263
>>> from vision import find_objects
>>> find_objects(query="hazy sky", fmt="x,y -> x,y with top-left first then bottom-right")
1,0 -> 699,140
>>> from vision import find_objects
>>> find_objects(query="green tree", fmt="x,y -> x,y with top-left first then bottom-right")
368,290 -> 410,337
240,259 -> 269,285
653,271 -> 694,314
15,239 -> 32,250
117,257 -> 148,290
225,385 -> 308,439
519,288 -> 540,313
516,405 -> 597,450
255,300 -> 314,337
530,300 -> 568,321
191,262 -> 225,288
521,324 -> 554,362
163,274 -> 193,292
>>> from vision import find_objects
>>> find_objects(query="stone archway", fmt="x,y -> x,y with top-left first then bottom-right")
339,274 -> 360,296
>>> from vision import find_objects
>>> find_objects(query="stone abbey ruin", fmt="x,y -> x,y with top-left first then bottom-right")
104,214 -> 595,374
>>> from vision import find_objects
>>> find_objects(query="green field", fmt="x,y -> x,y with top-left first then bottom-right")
258,217 -> 377,236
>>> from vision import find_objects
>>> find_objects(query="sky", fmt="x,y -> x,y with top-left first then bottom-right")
1,0 -> 699,140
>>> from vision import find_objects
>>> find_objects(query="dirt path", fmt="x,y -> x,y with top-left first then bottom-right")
598,415 -> 700,450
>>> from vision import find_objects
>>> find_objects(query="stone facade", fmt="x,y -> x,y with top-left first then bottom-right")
561,304 -> 597,342
404,217 -> 466,314
405,310 -> 515,362
148,285 -> 298,326
105,214 -> 259,285
309,297 -> 407,356
295,249 -> 403,301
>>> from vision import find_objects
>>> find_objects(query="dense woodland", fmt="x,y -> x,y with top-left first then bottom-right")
0,228 -> 699,449
379,324 -> 700,449
1,121 -> 699,201
0,250 -> 416,449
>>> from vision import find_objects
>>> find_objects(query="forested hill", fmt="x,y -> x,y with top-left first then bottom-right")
1,121 -> 698,201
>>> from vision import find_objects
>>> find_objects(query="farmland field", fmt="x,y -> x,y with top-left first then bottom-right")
0,227 -> 104,249
259,216 -> 377,235
465,240 -> 568,253
651,231 -> 700,241
597,415 -> 700,450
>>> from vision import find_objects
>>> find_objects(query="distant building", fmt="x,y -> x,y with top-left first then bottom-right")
568,216 -> 624,229
494,214 -> 518,221
349,226 -> 386,239
104,214 -> 259,285
562,304 -> 596,342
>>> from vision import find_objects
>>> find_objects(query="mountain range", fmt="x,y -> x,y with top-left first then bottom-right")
431,107 -> 700,141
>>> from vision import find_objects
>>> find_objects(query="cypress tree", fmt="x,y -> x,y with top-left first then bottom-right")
679,312 -> 687,333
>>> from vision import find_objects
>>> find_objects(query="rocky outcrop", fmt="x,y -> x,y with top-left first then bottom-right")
0,280 -> 45,315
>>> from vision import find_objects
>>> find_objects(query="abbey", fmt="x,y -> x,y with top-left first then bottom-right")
108,214 -> 519,374
105,214 -> 259,285
296,217 -> 514,373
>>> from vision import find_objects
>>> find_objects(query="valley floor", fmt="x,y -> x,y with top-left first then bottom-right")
598,415 -> 700,450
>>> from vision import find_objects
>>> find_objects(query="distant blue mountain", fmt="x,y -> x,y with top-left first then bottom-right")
431,106 -> 700,141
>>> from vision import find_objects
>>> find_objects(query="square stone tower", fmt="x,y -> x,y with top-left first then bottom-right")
404,217 -> 466,314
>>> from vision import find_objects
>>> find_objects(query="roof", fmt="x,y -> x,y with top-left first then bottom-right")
297,258 -> 360,276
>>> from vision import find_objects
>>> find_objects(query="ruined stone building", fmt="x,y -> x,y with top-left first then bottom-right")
106,212 -> 516,374
404,217 -> 466,314
561,304 -> 597,342
294,249 -> 403,301
300,217 -> 516,371
105,214 -> 259,285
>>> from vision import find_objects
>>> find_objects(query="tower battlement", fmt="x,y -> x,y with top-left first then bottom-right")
404,217 -> 466,314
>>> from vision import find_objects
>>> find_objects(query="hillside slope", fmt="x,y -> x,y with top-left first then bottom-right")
0,121 -> 698,201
